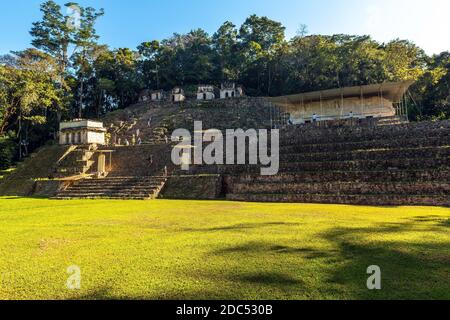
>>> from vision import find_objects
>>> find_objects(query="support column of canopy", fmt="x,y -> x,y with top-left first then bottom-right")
319,91 -> 323,121
360,86 -> 364,117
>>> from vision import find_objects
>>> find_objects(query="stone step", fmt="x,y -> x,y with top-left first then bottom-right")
96,181 -> 165,185
227,170 -> 450,183
65,185 -> 162,191
229,181 -> 450,196
279,136 -> 449,154
56,190 -> 160,198
279,147 -> 450,162
73,180 -> 165,186
64,187 -> 163,193
54,176 -> 167,200
281,126 -> 450,146
187,157 -> 449,175
56,192 -> 157,197
54,196 -> 150,200
74,178 -> 166,183
279,157 -> 450,172
84,176 -> 167,180
227,193 -> 450,206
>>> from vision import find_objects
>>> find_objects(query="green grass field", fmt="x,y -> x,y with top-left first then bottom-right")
0,197 -> 449,300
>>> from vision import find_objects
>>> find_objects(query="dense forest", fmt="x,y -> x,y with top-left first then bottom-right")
1,0 -> 450,168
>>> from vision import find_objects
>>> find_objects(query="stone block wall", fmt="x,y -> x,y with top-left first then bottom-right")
102,144 -> 175,177
161,175 -> 223,200
225,120 -> 450,206
0,145 -> 72,196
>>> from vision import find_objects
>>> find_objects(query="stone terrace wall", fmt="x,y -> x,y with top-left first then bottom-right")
161,175 -> 223,200
0,145 -> 72,196
224,120 -> 450,206
99,144 -> 175,177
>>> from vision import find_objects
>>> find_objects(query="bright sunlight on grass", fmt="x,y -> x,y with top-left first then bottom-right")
0,197 -> 449,300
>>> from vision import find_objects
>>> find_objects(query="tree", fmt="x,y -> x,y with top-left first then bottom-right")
411,52 -> 450,120
71,4 -> 104,118
239,15 -> 286,94
138,40 -> 161,89
383,39 -> 426,81
212,21 -> 240,81
112,48 -> 140,108
30,0 -> 104,118
0,52 -> 60,157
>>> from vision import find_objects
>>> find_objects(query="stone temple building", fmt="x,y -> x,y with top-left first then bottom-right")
197,85 -> 216,100
139,89 -> 164,102
59,120 -> 106,145
171,87 -> 186,102
269,81 -> 414,124
138,89 -> 151,102
220,83 -> 244,99
151,90 -> 164,101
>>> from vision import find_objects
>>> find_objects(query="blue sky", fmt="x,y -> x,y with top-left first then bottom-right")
1,0 -> 449,55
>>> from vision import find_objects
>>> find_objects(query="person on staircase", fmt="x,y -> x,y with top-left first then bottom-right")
147,155 -> 154,167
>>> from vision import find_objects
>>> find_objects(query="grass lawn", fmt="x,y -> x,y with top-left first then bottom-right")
0,197 -> 449,300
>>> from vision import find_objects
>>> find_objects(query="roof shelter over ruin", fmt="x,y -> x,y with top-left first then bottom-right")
269,80 -> 414,124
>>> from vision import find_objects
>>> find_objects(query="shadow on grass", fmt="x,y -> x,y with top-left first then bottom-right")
73,286 -> 240,300
319,222 -> 450,299
71,215 -> 450,300
208,217 -> 450,300
410,215 -> 450,228
182,222 -> 301,232
214,242 -> 338,261
236,272 -> 303,286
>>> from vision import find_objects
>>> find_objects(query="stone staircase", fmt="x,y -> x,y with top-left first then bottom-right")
222,120 -> 450,206
54,146 -> 97,176
102,97 -> 287,151
47,96 -> 449,206
53,176 -> 167,200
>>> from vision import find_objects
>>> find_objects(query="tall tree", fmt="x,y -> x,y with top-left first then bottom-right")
0,51 -> 60,157
239,15 -> 286,94
212,21 -> 240,81
30,0 -> 104,118
71,4 -> 104,118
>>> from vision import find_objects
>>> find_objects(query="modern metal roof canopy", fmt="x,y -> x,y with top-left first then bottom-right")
268,80 -> 414,110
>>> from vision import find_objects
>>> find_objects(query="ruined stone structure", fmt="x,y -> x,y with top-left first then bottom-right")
139,89 -> 151,102
139,89 -> 164,102
197,85 -> 216,100
184,120 -> 449,206
1,89 -> 448,206
139,83 -> 243,104
171,87 -> 186,102
151,90 -> 164,101
220,83 -> 244,99
59,120 -> 106,145
270,81 -> 412,124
